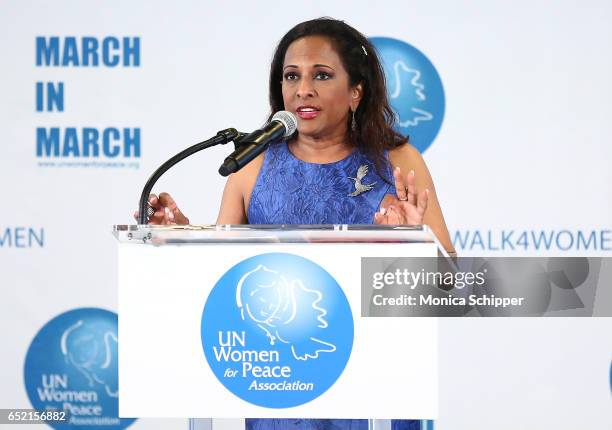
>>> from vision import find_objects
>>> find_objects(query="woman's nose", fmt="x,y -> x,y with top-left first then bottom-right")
296,79 -> 315,98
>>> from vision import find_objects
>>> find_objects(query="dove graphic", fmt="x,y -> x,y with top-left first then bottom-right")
60,319 -> 119,397
389,60 -> 434,128
236,264 -> 337,360
370,37 -> 445,153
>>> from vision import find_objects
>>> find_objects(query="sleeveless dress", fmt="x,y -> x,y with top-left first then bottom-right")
246,142 -> 423,430
248,141 -> 393,224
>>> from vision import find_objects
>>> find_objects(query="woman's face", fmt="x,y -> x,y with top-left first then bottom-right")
281,36 -> 362,140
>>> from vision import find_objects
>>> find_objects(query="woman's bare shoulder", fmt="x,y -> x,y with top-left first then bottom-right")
387,143 -> 424,170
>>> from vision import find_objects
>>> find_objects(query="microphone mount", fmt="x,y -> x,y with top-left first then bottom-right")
137,128 -> 246,225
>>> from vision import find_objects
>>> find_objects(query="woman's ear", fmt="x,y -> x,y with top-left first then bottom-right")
351,82 -> 364,110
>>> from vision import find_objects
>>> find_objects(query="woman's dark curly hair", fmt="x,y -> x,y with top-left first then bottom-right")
268,17 -> 407,178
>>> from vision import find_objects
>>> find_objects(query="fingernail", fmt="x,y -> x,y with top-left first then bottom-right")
426,188 -> 430,195
395,166 -> 401,173
149,196 -> 155,203
380,207 -> 387,215
167,208 -> 175,220
410,170 -> 415,176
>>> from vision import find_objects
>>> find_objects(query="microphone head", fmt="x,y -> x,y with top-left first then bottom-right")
271,111 -> 298,137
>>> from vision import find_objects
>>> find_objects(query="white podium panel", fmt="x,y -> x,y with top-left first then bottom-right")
117,237 -> 439,419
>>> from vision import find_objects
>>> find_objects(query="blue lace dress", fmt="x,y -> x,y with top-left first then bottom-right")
246,142 -> 422,430
248,141 -> 393,224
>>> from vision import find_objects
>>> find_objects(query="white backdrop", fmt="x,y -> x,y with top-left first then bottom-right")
1,1 -> 611,429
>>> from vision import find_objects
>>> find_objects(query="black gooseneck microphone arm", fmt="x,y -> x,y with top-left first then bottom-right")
137,128 -> 246,225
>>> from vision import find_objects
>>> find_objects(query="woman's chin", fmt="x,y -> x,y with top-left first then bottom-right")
296,125 -> 326,140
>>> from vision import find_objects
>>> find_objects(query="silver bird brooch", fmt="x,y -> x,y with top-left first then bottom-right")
348,164 -> 377,197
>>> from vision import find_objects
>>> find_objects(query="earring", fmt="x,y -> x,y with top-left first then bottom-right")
351,109 -> 357,132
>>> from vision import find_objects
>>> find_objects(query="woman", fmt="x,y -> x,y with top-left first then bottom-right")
143,17 -> 453,430
145,17 -> 454,256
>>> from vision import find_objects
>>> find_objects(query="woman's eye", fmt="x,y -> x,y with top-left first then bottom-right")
315,72 -> 331,80
284,73 -> 298,81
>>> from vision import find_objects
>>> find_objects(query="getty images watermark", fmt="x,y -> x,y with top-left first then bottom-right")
361,257 -> 612,317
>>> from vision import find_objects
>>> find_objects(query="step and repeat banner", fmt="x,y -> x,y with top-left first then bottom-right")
1,1 -> 611,429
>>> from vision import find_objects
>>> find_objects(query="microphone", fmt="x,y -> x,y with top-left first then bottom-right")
218,111 -> 297,176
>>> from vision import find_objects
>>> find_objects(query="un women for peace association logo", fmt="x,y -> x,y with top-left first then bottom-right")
201,253 -> 354,408
370,37 -> 445,153
23,308 -> 135,430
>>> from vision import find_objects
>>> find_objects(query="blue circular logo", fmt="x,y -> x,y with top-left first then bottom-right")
370,37 -> 445,153
24,308 -> 136,430
201,253 -> 354,408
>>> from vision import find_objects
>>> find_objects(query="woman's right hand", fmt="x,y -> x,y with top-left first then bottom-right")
133,192 -> 190,225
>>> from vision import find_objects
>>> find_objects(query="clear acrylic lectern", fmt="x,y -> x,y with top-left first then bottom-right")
113,224 -> 442,430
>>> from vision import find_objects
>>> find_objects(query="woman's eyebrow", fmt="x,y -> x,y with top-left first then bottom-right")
282,64 -> 335,70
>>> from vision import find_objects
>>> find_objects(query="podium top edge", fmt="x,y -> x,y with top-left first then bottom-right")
112,224 -> 439,246
113,224 -> 425,232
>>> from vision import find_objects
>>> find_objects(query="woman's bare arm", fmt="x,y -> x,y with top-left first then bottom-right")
216,153 -> 265,224
388,144 -> 455,254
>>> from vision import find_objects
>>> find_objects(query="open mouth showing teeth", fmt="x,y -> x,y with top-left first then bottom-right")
297,107 -> 320,112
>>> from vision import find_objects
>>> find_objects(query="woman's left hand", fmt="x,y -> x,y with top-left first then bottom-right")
374,166 -> 428,225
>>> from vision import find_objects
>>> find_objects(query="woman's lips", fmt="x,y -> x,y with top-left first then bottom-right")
296,107 -> 320,120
